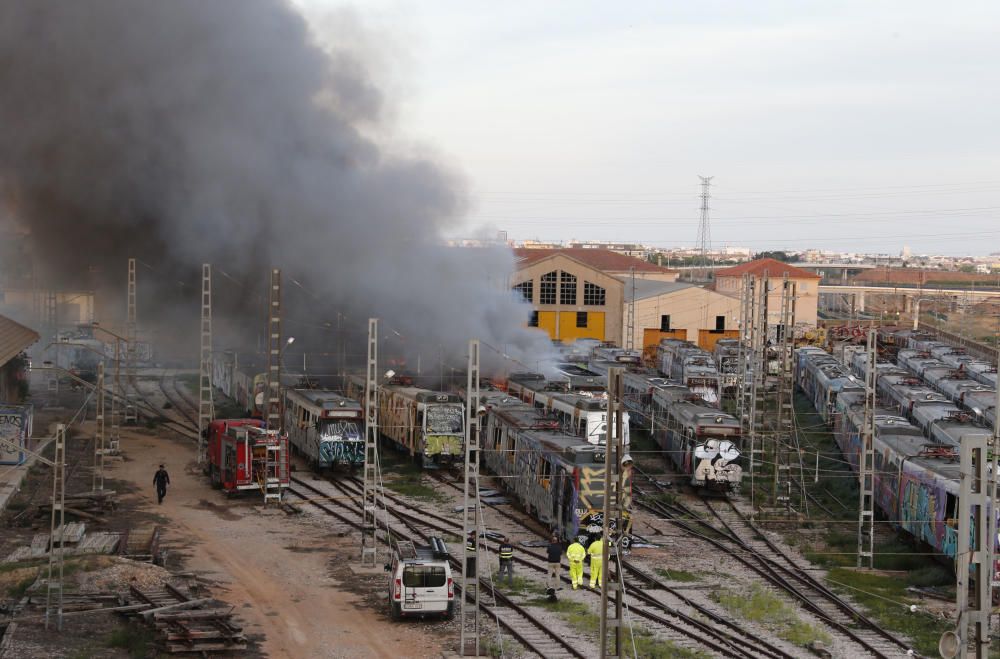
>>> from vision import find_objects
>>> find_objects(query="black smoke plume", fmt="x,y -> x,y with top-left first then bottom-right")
0,1 -> 550,377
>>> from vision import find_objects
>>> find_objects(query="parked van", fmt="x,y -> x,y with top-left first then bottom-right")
385,537 -> 454,620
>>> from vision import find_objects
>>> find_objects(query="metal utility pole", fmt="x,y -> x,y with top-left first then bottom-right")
773,276 -> 804,515
44,291 -> 58,392
956,430 -> 992,658
626,267 -> 636,351
124,258 -> 138,424
736,274 -> 754,424
600,367 -> 626,659
264,269 -> 282,431
856,328 -> 877,568
695,175 -> 714,281
92,363 -> 106,493
361,318 -> 380,568
46,424 -> 66,630
110,339 -> 122,454
747,274 -> 768,511
198,264 -> 214,463
989,342 -> 1000,645
460,339 -> 482,656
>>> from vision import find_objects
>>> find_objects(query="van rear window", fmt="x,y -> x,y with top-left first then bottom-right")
403,566 -> 446,588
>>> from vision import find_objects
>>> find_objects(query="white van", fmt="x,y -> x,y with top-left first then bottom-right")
386,537 -> 454,620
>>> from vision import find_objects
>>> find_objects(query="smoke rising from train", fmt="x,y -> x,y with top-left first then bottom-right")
0,0 -> 551,372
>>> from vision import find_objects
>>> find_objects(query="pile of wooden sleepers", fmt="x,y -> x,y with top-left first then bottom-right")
124,584 -> 246,654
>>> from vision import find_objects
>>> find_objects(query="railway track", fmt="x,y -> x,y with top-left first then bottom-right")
288,474 -> 588,658
631,466 -> 915,658
309,471 -> 796,657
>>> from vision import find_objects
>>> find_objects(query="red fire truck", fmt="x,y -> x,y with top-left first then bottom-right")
206,419 -> 290,503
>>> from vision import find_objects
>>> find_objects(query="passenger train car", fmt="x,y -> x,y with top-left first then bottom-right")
651,385 -> 743,491
712,338 -> 741,393
505,373 -> 631,447
346,377 -> 465,467
656,339 -> 722,406
796,346 -> 997,564
284,389 -> 364,469
482,402 -> 633,547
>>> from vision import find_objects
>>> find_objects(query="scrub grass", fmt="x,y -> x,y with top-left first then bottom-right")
106,623 -> 155,657
654,568 -> 702,582
379,454 -> 448,502
825,567 -> 950,657
492,573 -> 546,596
715,584 -> 831,648
526,597 -> 710,658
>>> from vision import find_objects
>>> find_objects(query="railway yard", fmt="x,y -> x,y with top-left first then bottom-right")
7,319 -> 994,658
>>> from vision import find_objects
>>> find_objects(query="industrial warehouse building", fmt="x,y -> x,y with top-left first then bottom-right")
511,248 -> 679,345
714,258 -> 821,327
622,280 -> 741,354
0,314 -> 37,404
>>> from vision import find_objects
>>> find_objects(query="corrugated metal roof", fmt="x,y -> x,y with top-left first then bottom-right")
0,314 -> 39,367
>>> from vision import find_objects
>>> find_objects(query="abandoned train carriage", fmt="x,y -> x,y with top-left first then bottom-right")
650,385 -> 743,492
346,377 -> 465,467
284,388 -> 364,469
482,403 -> 633,547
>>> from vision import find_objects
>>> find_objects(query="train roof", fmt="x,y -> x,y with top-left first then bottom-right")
385,386 -> 463,404
668,402 -> 741,429
286,388 -> 361,410
489,406 -> 608,464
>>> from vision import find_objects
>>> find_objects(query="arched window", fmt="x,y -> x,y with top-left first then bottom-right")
539,271 -> 557,304
583,281 -> 605,306
512,280 -> 533,302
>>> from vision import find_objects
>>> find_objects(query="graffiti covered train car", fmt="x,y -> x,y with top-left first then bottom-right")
284,388 -> 364,469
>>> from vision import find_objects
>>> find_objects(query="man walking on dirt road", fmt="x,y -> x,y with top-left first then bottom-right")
153,464 -> 170,504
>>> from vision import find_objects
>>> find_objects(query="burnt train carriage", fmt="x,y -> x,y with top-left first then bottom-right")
650,385 -> 743,491
482,403 -> 632,546
346,377 -> 464,467
506,373 -> 631,447
284,388 -> 364,469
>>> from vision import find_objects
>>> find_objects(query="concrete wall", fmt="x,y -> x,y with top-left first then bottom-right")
715,275 -> 819,327
626,286 -> 741,350
512,255 -> 624,344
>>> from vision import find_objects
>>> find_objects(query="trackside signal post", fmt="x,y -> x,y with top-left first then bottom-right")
600,367 -> 626,659
459,339 -> 482,656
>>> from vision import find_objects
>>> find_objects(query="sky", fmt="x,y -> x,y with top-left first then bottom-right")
301,1 -> 1000,256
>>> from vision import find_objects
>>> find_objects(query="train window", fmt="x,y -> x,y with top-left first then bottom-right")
508,436 -> 516,463
539,458 -> 551,479
493,427 -> 502,450
946,492 -> 957,521
583,281 -> 605,306
560,272 -> 577,305
539,271 -> 557,304
512,280 -> 533,303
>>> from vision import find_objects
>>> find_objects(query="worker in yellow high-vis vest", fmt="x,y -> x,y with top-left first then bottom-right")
566,540 -> 586,589
587,537 -> 603,589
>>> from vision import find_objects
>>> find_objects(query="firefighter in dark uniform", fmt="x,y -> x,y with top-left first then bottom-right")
465,530 -> 476,577
153,464 -> 170,504
498,535 -> 514,587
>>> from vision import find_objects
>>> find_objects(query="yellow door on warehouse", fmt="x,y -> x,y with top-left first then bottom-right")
697,329 -> 740,352
557,311 -> 605,342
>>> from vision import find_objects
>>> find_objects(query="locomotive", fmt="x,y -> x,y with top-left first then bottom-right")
655,339 -> 722,406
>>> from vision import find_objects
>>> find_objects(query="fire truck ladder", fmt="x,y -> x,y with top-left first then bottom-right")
124,258 -> 138,425
261,442 -> 284,505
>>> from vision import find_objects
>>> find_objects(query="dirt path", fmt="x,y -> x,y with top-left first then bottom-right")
107,430 -> 445,658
